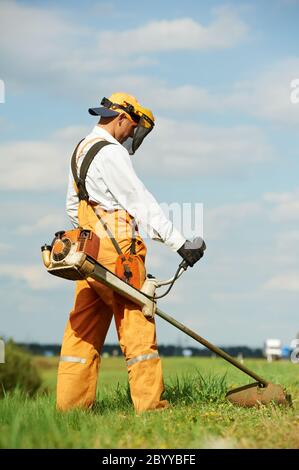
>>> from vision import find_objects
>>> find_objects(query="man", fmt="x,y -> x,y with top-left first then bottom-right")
56,92 -> 205,413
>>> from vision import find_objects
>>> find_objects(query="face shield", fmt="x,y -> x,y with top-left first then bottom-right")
123,113 -> 154,155
90,96 -> 155,155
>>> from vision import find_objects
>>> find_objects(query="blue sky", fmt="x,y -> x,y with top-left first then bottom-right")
0,0 -> 299,349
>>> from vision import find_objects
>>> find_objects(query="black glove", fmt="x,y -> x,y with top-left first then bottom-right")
177,237 -> 206,267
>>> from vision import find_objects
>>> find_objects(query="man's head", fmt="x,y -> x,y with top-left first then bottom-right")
88,92 -> 155,154
96,111 -> 138,147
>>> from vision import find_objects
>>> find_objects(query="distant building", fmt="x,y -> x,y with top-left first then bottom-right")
44,350 -> 54,357
290,338 -> 299,351
263,339 -> 282,362
281,346 -> 291,359
290,338 -> 299,362
182,348 -> 193,357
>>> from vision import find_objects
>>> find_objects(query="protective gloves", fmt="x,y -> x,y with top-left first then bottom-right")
177,237 -> 206,267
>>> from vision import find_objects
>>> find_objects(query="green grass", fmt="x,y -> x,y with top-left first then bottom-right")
0,356 -> 298,449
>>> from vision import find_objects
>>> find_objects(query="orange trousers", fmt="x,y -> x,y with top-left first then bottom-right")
56,200 -> 168,413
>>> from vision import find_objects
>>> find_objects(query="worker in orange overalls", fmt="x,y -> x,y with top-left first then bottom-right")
56,93 -> 205,413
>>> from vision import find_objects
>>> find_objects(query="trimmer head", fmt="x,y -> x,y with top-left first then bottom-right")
226,382 -> 292,407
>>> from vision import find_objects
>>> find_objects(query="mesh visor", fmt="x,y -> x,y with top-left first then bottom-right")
124,116 -> 154,155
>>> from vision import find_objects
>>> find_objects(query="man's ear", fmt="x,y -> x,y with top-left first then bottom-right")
118,112 -> 127,124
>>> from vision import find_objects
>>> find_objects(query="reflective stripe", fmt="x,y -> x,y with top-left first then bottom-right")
126,352 -> 159,367
60,355 -> 86,364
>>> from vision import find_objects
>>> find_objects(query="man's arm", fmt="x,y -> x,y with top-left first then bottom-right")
93,146 -> 186,252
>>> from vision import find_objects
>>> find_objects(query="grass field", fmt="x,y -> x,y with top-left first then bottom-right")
0,356 -> 298,449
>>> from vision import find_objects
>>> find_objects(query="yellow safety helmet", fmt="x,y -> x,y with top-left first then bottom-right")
89,92 -> 155,154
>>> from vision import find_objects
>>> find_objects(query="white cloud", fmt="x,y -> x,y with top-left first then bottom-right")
263,188 -> 299,222
0,125 -> 88,190
138,117 -> 273,177
211,291 -> 260,302
0,1 -> 248,97
263,272 -> 299,292
115,58 -> 299,127
17,213 -> 67,235
100,56 -> 299,128
0,243 -> 12,253
272,230 -> 299,267
263,191 -> 295,204
1,1 -> 298,130
107,76 -> 227,114
235,58 -> 299,125
0,264 -> 63,290
205,202 -> 263,240
275,229 -> 299,246
0,118 -> 273,191
98,7 -> 248,55
0,116 -> 14,132
2,1 -> 297,130
0,201 -> 70,242
271,201 -> 299,222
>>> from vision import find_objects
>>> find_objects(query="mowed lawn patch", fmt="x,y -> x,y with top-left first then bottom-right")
0,357 -> 298,448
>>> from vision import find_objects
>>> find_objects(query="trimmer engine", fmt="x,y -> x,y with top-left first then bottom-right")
41,229 -> 99,280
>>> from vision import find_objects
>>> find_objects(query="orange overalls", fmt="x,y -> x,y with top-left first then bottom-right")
56,198 -> 168,413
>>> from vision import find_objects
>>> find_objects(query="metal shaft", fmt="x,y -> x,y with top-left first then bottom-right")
83,257 -> 268,386
156,308 -> 268,386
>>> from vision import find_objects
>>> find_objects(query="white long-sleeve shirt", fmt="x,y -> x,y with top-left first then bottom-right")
66,125 -> 186,252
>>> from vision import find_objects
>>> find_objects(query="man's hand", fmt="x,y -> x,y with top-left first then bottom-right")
177,237 -> 206,267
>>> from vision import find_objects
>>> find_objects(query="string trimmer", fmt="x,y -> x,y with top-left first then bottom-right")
41,229 -> 291,407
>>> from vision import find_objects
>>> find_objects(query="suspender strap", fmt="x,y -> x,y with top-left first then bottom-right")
130,220 -> 136,255
70,138 -> 137,256
71,140 -> 113,201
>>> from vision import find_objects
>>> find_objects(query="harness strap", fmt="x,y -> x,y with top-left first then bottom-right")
71,140 -> 112,201
130,220 -> 136,255
94,210 -> 123,256
71,138 -> 137,256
